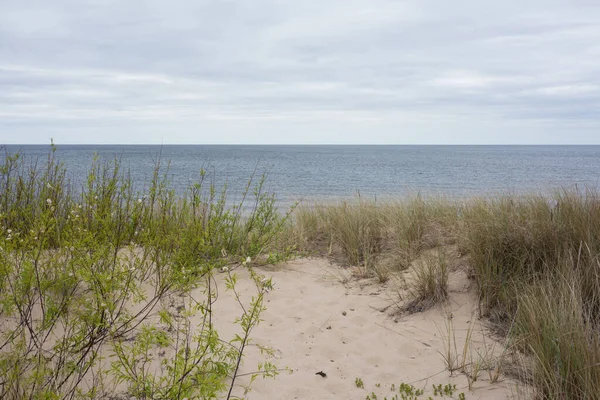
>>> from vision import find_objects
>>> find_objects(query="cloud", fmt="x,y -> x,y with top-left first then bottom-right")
0,0 -> 599,144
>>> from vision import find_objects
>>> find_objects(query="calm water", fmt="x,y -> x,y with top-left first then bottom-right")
3,145 -> 600,208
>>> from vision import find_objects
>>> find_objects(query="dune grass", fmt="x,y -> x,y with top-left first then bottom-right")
513,265 -> 600,399
460,191 -> 600,399
287,196 -> 457,277
285,190 -> 600,399
403,250 -> 449,313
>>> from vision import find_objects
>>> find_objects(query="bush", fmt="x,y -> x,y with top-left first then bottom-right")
0,145 -> 286,399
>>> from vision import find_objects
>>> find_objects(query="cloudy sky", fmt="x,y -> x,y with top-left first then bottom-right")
1,0 -> 599,144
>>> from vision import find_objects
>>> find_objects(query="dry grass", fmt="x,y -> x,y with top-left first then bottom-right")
460,190 -> 600,398
285,189 -> 600,399
284,196 -> 457,276
512,263 -> 600,399
461,190 -> 600,316
403,251 -> 449,313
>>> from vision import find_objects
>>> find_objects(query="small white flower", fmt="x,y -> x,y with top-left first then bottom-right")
246,256 -> 252,264
221,266 -> 229,273
68,272 -> 74,277
46,198 -> 52,205
78,204 -> 82,209
134,230 -> 138,236
137,199 -> 142,204
34,236 -> 38,240
7,229 -> 12,234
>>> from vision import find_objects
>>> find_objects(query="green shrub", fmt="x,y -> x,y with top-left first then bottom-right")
0,145 -> 287,399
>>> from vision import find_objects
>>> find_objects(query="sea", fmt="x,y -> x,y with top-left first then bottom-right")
2,145 -> 600,209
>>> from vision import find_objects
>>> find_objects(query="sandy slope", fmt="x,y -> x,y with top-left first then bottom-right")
210,258 -> 523,400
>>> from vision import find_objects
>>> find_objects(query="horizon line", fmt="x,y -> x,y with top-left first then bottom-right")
3,143 -> 600,146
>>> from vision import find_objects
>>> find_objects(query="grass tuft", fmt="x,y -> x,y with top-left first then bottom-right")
403,251 -> 449,313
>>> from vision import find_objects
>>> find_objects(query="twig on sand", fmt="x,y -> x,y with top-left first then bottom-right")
407,369 -> 448,385
375,322 -> 432,348
369,304 -> 391,313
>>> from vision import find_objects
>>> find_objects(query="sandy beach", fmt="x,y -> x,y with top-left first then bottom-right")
211,257 -> 521,400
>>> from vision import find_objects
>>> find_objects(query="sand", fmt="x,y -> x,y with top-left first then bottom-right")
209,258 -> 523,400
0,254 -> 524,399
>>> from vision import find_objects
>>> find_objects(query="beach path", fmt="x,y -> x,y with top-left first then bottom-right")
209,258 -> 522,400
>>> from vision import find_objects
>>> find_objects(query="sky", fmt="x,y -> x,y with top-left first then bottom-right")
1,0 -> 599,145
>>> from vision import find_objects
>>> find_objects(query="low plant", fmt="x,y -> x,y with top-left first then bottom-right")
402,251 -> 448,313
437,314 -> 462,375
0,145 -> 290,399
362,381 -> 465,400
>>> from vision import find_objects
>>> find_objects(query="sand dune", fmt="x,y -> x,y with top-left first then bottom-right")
211,258 -> 522,400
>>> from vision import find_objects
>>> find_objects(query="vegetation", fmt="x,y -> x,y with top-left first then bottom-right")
287,191 -> 600,399
403,251 -> 449,313
461,192 -> 600,398
3,144 -> 600,399
355,377 -> 365,388
286,197 -> 457,276
0,145 -> 289,399
357,379 -> 466,400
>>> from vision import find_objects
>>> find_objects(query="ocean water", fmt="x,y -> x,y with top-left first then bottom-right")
3,145 -> 600,208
